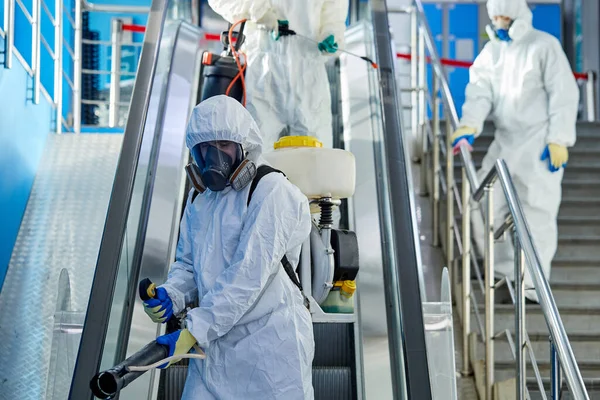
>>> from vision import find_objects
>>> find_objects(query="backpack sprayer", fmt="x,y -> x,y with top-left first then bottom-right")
200,20 -> 247,104
89,279 -> 204,399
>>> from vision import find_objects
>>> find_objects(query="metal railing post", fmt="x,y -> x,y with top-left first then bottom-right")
432,81 -> 440,247
484,185 -> 495,400
461,167 -> 471,375
515,233 -> 526,400
410,7 -> 418,160
73,0 -> 83,133
4,0 -> 14,68
446,116 -> 454,273
109,18 -> 123,128
32,0 -> 41,104
551,339 -> 561,400
418,25 -> 427,195
55,0 -> 63,133
586,71 -> 597,122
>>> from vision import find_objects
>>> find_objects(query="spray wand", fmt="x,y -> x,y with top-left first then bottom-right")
275,22 -> 378,69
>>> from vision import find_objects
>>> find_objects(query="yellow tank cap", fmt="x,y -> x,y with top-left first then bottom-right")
341,280 -> 356,296
273,136 -> 323,149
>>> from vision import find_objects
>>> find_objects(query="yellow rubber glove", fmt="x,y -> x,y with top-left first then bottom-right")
541,143 -> 569,172
450,126 -> 477,155
142,287 -> 173,324
156,329 -> 198,368
450,126 -> 477,146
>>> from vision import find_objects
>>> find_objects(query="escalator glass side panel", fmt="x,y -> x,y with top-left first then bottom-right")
341,21 -> 396,399
69,0 -> 171,398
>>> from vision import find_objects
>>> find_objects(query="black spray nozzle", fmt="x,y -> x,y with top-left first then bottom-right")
138,278 -> 155,301
277,20 -> 296,37
90,340 -> 170,399
221,22 -> 246,54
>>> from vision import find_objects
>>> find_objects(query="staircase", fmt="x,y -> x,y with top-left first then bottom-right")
459,121 -> 600,398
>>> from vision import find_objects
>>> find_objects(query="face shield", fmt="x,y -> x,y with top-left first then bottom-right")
191,140 -> 243,192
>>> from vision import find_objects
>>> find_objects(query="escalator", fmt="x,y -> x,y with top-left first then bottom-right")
67,1 -> 439,399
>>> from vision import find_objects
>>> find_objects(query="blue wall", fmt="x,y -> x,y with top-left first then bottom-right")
0,38 -> 52,288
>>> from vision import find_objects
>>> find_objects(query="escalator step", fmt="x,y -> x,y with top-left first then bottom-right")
312,366 -> 354,400
159,365 -> 188,400
313,323 -> 354,367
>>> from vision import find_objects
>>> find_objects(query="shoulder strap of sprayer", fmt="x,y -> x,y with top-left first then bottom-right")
248,165 -> 310,310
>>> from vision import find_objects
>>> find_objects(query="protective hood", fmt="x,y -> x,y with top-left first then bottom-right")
486,0 -> 532,42
185,95 -> 263,162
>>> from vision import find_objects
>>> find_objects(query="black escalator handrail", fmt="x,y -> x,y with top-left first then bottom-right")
370,1 -> 433,399
69,0 -> 170,398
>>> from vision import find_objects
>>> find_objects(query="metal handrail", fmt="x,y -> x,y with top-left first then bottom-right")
411,0 -> 590,398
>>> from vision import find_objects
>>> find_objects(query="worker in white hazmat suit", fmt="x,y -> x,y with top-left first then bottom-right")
207,0 -> 349,151
451,0 -> 579,303
143,95 -> 315,399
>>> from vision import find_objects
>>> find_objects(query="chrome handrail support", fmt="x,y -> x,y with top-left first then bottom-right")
432,84 -> 441,248
32,0 -> 41,104
73,0 -> 82,133
585,71 -> 597,122
418,24 -> 427,195
3,0 -> 14,68
483,182 -> 495,400
515,231 -> 526,400
445,116 -> 454,275
460,166 -> 471,375
410,7 -> 419,161
109,19 -> 123,128
54,0 -> 63,133
409,0 -> 590,398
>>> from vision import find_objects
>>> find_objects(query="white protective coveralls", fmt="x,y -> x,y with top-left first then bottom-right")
207,0 -> 349,151
461,0 -> 579,301
160,95 -> 314,399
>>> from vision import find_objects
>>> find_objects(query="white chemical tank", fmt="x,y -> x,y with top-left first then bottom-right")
262,136 -> 356,200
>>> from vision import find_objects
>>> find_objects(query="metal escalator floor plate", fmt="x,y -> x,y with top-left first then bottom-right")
0,134 -> 122,400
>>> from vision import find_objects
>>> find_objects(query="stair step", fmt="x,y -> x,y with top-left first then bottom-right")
451,173 -> 600,199
558,216 -> 600,236
560,180 -> 600,198
471,337 -> 600,390
551,265 -> 600,289
564,164 -> 600,180
553,256 -> 600,268
472,338 -> 600,382
557,234 -> 600,260
470,304 -> 600,339
495,376 -> 600,398
472,284 -> 600,309
559,198 -> 600,218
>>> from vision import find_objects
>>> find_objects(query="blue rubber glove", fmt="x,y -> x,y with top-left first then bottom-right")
143,287 -> 173,323
541,143 -> 568,173
451,134 -> 475,148
318,35 -> 338,54
156,329 -> 198,369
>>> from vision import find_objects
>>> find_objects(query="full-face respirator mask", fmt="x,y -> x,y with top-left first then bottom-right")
185,140 -> 257,194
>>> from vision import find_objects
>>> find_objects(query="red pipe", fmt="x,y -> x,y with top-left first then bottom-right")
396,52 -> 589,81
121,24 -> 146,33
